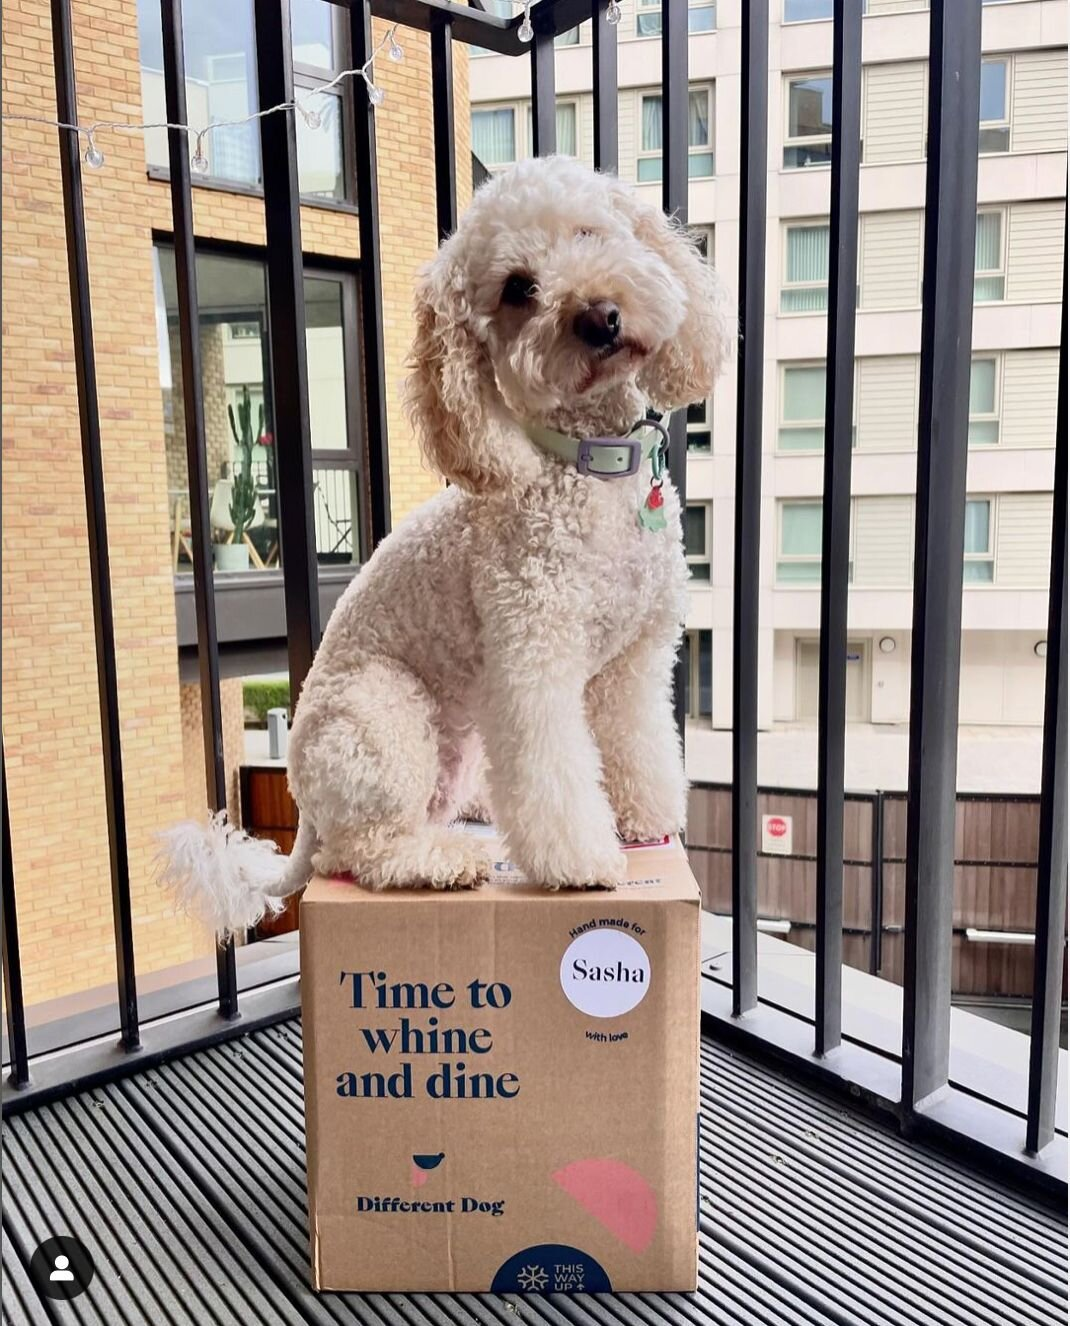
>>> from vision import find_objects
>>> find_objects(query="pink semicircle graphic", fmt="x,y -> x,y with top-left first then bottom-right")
552,1158 -> 658,1254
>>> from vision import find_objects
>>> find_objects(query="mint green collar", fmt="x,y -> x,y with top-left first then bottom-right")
524,413 -> 672,480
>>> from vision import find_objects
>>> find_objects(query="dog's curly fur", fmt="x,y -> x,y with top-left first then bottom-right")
158,157 -> 733,933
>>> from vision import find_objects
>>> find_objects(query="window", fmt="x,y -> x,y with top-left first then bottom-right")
154,243 -> 364,576
782,223 -> 830,312
527,101 -> 579,157
963,499 -> 995,583
979,58 -> 1010,153
974,211 -> 1006,302
683,631 -> 713,719
779,364 -> 826,450
636,0 -> 716,36
472,106 -> 517,166
777,502 -> 823,584
689,225 -> 714,261
685,505 -> 712,581
556,27 -> 580,45
785,75 -> 833,169
638,87 -> 715,182
687,400 -> 712,452
784,0 -> 833,20
137,0 -> 351,202
969,358 -> 1000,445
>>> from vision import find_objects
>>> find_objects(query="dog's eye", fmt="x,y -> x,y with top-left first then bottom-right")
501,273 -> 537,307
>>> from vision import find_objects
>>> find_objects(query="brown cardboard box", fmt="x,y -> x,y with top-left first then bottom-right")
300,832 -> 701,1293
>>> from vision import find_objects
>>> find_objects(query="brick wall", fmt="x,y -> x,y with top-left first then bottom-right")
2,0 -> 468,1006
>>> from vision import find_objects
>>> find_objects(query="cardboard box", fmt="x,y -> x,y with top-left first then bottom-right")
300,833 -> 701,1293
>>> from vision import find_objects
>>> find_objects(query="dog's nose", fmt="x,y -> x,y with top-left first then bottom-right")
574,301 -> 622,349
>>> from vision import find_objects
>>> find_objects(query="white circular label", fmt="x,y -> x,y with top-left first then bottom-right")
559,931 -> 651,1018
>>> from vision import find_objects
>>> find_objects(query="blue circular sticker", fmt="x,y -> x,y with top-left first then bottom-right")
491,1244 -> 612,1293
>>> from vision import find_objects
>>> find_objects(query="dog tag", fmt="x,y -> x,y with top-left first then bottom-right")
638,483 -> 667,532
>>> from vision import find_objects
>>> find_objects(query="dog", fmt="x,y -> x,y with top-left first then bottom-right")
157,156 -> 732,934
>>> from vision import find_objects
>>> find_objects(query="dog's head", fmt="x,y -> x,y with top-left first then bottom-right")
405,156 -> 733,493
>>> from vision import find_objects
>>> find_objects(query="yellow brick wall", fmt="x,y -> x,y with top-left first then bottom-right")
1,0 -> 467,1007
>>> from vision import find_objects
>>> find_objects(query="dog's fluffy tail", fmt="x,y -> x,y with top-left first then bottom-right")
155,813 -> 317,936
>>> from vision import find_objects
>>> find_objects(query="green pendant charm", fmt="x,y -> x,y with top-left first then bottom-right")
638,481 -> 667,532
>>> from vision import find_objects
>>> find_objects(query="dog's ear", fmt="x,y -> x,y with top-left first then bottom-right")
405,261 -> 504,494
612,187 -> 735,409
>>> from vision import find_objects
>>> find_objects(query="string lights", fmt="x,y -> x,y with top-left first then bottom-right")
1,24 -> 403,175
510,0 -> 620,44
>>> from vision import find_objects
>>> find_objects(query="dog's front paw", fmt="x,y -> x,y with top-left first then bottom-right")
528,843 -> 628,892
616,817 -> 682,845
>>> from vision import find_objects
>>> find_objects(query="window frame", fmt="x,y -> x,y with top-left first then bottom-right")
636,84 -> 716,183
471,101 -> 520,169
685,502 -> 713,581
683,629 -> 714,720
963,496 -> 997,584
778,361 -> 829,452
974,207 -> 1007,303
686,398 -> 713,453
474,97 -> 580,170
783,0 -> 834,21
968,355 -> 1002,447
978,56 -> 1012,155
783,71 -> 834,171
635,0 -> 717,38
780,219 -> 831,314
777,499 -> 824,586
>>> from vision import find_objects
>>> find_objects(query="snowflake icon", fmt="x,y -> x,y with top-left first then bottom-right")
516,1264 -> 548,1292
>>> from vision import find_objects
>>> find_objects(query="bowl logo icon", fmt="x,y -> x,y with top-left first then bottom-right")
411,1152 -> 445,1187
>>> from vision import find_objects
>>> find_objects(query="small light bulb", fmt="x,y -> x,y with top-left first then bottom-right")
84,140 -> 104,170
388,37 -> 403,63
191,151 -> 210,174
606,0 -> 622,25
303,107 -> 322,131
367,82 -> 385,107
518,15 -> 534,42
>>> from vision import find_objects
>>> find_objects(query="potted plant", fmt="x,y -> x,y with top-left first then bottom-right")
214,387 -> 262,571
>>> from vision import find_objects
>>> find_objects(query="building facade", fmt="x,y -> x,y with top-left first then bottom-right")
469,0 -> 1067,778
2,0 -> 467,1005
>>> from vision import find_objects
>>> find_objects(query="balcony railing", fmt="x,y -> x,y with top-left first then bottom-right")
2,0 -> 1067,1202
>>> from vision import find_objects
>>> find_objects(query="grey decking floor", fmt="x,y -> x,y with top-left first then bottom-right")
2,1018 -> 1065,1326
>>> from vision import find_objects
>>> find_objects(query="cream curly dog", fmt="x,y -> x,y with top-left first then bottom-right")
159,156 -> 732,933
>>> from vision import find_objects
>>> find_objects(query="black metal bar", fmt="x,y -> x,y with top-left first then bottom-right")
1026,236 -> 1068,1155
160,0 -> 238,1020
50,0 -> 141,1053
530,23 -> 557,156
870,790 -> 884,976
661,0 -> 688,736
731,0 -> 768,1018
814,0 -> 863,1058
431,20 -> 457,241
255,0 -> 321,695
350,0 -> 393,546
591,0 -> 617,173
901,0 -> 982,1112
2,756 -> 30,1089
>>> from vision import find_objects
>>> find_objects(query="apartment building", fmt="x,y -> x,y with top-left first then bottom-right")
2,0 -> 467,1004
469,0 -> 1067,770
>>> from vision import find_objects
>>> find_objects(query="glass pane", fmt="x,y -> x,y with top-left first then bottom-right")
472,108 -> 516,165
689,563 -> 712,582
305,276 -> 349,451
687,431 -> 712,451
964,501 -> 991,554
698,631 -> 713,716
974,275 -> 1005,302
556,103 -> 578,156
138,0 -> 261,187
555,27 -> 580,45
969,359 -> 996,415
979,60 -> 1007,124
688,152 -> 715,178
784,0 -> 833,18
689,5 -> 716,33
969,419 -> 1000,446
778,426 -> 825,451
291,0 -> 334,69
685,506 -> 707,556
781,286 -> 829,313
777,560 -> 822,584
787,225 -> 830,283
637,9 -> 662,36
637,156 -> 663,183
642,96 -> 663,152
979,126 -> 1011,153
789,77 -> 833,141
783,365 -> 826,421
782,503 -> 822,555
687,400 -> 708,425
155,244 -> 280,575
296,92 -> 344,200
975,213 -> 1002,272
784,143 -> 833,169
689,91 -> 710,147
313,467 -> 361,566
963,559 -> 995,583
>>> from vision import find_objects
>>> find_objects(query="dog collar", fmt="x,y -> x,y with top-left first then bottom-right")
524,413 -> 672,480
